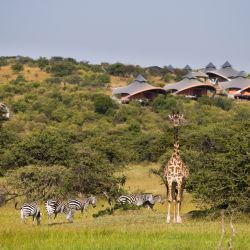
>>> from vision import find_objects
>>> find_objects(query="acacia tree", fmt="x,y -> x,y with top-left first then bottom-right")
5,165 -> 73,200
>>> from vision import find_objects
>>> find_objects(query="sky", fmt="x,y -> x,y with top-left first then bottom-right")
1,0 -> 250,71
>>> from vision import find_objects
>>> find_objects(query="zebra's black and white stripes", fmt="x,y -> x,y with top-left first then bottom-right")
68,195 -> 96,213
45,200 -> 74,223
15,202 -> 41,225
117,193 -> 154,207
143,195 -> 165,210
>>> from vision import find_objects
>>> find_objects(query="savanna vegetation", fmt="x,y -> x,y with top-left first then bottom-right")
0,56 -> 249,249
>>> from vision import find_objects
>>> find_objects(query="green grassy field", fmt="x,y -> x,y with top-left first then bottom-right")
0,164 -> 249,250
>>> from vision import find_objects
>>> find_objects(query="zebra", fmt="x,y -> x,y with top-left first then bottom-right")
15,202 -> 41,225
68,195 -> 96,214
45,200 -> 74,223
117,193 -> 154,207
143,194 -> 165,210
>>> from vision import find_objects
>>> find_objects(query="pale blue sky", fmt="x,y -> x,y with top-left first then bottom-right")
1,0 -> 250,71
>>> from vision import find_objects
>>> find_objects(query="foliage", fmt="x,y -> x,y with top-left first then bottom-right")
0,130 -> 75,171
11,63 -> 24,73
5,165 -> 72,200
185,124 -> 250,213
92,94 -> 117,114
48,61 -> 76,77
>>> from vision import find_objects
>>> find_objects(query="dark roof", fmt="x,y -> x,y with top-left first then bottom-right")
134,74 -> 146,82
222,61 -> 232,68
112,75 -> 165,96
184,71 -> 197,79
219,71 -> 250,91
167,65 -> 175,72
206,62 -> 241,79
164,73 -> 215,94
184,65 -> 192,71
193,71 -> 208,78
206,62 -> 216,70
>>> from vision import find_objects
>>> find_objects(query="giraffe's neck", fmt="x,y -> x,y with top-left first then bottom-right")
173,127 -> 180,156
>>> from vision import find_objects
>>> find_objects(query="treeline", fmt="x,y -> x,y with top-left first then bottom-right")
0,56 -> 249,213
0,56 -> 187,84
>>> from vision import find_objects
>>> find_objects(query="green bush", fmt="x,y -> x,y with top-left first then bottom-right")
11,63 -> 24,73
92,94 -> 117,114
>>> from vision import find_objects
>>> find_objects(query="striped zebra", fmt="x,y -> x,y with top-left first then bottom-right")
45,200 -> 74,223
68,195 -> 96,213
15,202 -> 41,225
117,193 -> 154,207
143,194 -> 165,210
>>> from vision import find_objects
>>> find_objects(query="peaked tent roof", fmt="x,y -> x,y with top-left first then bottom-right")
167,65 -> 175,72
219,71 -> 250,91
164,72 -> 215,94
206,61 -> 241,79
222,61 -> 232,68
206,62 -> 216,69
112,75 -> 165,96
184,65 -> 192,71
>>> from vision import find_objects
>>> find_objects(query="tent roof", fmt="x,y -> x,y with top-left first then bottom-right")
222,61 -> 232,68
193,71 -> 208,78
184,65 -> 192,71
112,75 -> 165,96
206,62 -> 216,69
167,65 -> 175,72
164,74 -> 215,93
219,71 -> 250,90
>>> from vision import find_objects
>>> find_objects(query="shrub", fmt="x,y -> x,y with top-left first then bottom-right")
11,63 -> 24,73
92,94 -> 117,114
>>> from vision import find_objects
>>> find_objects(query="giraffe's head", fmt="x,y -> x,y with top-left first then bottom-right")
0,103 -> 10,120
168,112 -> 186,127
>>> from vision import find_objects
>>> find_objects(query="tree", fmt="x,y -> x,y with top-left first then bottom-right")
11,63 -> 23,73
184,123 -> 250,213
5,165 -> 73,200
0,130 -> 75,171
92,94 -> 117,114
49,61 -> 76,77
37,57 -> 49,69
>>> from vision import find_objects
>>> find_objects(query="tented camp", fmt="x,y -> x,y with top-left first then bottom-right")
219,71 -> 250,99
164,72 -> 216,98
206,61 -> 241,83
112,75 -> 166,103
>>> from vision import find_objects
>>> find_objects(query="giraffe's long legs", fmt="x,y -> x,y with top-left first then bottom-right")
176,181 -> 183,223
166,202 -> 171,223
176,202 -> 182,223
173,201 -> 176,223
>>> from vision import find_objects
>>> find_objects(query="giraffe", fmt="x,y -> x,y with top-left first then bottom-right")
164,112 -> 189,224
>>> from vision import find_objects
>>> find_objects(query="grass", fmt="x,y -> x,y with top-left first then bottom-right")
0,164 -> 249,250
0,65 -> 50,83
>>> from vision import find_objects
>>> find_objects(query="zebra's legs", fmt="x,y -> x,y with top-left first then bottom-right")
21,210 -> 24,224
166,202 -> 171,223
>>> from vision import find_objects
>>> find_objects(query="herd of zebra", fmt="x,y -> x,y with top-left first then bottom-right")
15,193 -> 164,225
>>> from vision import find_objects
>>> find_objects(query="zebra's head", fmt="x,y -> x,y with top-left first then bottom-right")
154,195 -> 165,205
89,195 -> 96,208
143,193 -> 154,204
66,209 -> 74,223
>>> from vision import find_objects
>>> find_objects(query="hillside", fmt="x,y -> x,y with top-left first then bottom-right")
0,56 -> 249,216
